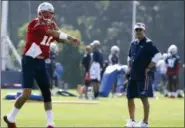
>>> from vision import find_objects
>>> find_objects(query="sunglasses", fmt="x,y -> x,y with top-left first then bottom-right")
135,28 -> 143,32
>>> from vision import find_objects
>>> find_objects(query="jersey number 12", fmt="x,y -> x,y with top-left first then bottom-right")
168,59 -> 175,68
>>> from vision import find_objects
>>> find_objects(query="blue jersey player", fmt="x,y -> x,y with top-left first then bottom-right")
125,23 -> 162,127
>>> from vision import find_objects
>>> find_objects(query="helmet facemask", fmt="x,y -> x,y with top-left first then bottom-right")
38,11 -> 54,24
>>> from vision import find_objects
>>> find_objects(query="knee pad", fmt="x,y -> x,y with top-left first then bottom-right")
40,87 -> 51,102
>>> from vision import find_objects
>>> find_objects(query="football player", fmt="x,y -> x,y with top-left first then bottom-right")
165,45 -> 183,98
3,2 -> 80,128
109,45 -> 120,97
109,45 -> 120,65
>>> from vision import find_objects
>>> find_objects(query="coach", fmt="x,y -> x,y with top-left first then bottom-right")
125,23 -> 162,127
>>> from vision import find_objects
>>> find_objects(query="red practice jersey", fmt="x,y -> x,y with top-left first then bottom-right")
23,18 -> 57,58
165,55 -> 180,76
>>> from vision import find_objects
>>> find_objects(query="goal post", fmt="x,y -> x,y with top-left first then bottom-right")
1,1 -> 21,72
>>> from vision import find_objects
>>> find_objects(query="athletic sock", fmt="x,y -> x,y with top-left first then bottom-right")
172,92 -> 176,97
168,92 -> 172,97
7,107 -> 20,123
46,110 -> 54,126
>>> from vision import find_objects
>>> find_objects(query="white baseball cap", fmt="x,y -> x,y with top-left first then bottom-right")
90,40 -> 100,46
134,22 -> 145,30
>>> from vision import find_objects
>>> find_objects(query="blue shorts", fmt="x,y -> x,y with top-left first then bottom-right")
22,56 -> 50,89
127,75 -> 154,99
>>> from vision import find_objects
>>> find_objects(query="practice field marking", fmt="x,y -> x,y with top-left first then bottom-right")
10,100 -> 99,104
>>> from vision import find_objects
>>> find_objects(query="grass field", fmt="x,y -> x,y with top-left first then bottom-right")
1,89 -> 184,127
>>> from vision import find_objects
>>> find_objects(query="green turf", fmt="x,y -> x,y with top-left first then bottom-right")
1,89 -> 184,127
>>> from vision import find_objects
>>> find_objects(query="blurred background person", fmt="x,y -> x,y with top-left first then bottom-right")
89,40 -> 103,99
46,43 -> 59,94
109,45 -> 120,65
101,60 -> 109,79
79,45 -> 92,99
165,45 -> 183,98
109,45 -> 120,97
155,53 -> 168,96
54,62 -> 64,90
116,65 -> 129,97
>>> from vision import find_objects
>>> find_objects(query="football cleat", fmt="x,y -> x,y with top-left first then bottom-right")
164,93 -> 168,97
125,119 -> 136,127
47,123 -> 55,128
47,125 -> 55,128
3,115 -> 17,128
135,120 -> 149,127
177,93 -> 184,98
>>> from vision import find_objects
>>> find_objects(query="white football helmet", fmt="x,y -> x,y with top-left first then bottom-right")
162,53 -> 168,60
111,45 -> 120,54
50,43 -> 58,53
37,2 -> 55,23
168,44 -> 178,55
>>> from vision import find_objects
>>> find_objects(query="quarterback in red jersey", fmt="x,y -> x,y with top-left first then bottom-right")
3,2 -> 80,128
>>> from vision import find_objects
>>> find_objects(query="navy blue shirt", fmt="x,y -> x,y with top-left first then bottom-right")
128,37 -> 159,80
109,54 -> 119,65
82,53 -> 92,73
92,49 -> 103,68
165,54 -> 180,74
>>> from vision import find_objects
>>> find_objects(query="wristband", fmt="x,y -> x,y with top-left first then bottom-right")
59,32 -> 68,40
